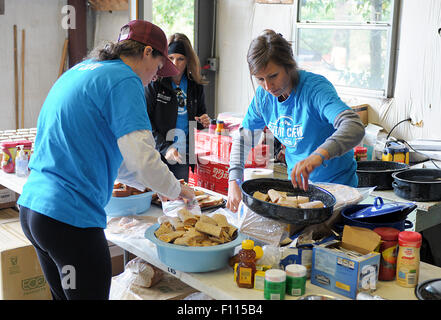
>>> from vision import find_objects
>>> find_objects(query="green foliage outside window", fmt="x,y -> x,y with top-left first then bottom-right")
152,0 -> 194,46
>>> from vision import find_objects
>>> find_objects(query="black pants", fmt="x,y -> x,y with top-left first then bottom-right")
19,206 -> 112,300
167,162 -> 190,181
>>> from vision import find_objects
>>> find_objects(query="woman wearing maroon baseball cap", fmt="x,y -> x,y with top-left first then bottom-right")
18,20 -> 195,300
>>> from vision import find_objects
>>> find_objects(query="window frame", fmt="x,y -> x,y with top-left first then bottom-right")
292,0 -> 401,98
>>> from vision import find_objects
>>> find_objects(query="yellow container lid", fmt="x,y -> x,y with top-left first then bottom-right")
242,239 -> 254,250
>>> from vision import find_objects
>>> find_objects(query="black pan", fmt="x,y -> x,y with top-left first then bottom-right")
240,178 -> 336,225
392,168 -> 441,202
356,161 -> 409,190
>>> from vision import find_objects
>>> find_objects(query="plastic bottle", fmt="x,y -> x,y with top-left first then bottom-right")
396,231 -> 422,288
285,264 -> 307,296
208,119 -> 217,135
235,239 -> 256,289
264,269 -> 286,300
215,120 -> 224,135
15,145 -> 29,177
373,227 -> 400,281
354,146 -> 368,161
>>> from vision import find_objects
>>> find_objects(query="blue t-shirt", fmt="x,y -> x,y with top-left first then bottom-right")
17,59 -> 152,228
242,70 -> 357,187
171,74 -> 189,153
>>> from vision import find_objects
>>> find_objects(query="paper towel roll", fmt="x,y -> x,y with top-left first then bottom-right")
244,168 -> 273,181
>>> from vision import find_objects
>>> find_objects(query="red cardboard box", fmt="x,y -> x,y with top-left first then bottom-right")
194,129 -> 270,167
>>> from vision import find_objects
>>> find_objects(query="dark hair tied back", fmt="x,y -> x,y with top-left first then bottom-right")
87,39 -> 161,61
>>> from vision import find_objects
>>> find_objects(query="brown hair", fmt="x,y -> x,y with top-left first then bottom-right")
168,33 -> 208,85
87,39 -> 162,61
247,29 -> 299,90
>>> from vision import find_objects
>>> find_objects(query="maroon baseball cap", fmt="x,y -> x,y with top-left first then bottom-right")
117,20 -> 179,77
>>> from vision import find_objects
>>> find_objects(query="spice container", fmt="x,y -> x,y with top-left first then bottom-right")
215,120 -> 224,135
285,264 -> 306,296
208,119 -> 217,135
235,239 -> 256,289
264,269 -> 286,300
1,141 -> 19,173
373,227 -> 400,281
354,146 -> 368,161
396,231 -> 422,288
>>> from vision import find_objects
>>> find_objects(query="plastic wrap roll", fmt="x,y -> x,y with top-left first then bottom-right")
244,168 -> 273,181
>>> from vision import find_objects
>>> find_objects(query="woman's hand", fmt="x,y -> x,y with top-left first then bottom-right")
165,147 -> 183,164
179,184 -> 195,201
195,114 -> 211,128
226,180 -> 242,213
291,149 -> 328,191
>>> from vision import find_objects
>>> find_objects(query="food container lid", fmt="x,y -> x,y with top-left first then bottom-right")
398,231 -> 422,247
253,245 -> 263,260
265,269 -> 286,282
242,239 -> 254,250
285,264 -> 307,277
373,227 -> 401,241
350,197 -> 415,220
1,141 -> 19,148
354,146 -> 367,153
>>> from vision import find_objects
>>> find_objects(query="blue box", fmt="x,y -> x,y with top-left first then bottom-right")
311,239 -> 380,299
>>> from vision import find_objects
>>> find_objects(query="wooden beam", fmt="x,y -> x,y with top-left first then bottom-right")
13,25 -> 19,130
89,0 -> 128,11
68,0 -> 87,68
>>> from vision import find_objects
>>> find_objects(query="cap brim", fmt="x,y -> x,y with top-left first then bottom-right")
157,57 -> 179,77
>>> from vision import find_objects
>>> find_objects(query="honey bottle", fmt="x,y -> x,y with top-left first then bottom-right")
236,239 -> 257,288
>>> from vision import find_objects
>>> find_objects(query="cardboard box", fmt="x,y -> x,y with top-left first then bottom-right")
351,104 -> 369,126
310,226 -> 381,299
0,186 -> 17,209
194,129 -> 270,167
0,208 -> 20,225
0,221 -> 52,300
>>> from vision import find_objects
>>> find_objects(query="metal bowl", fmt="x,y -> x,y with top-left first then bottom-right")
240,178 -> 336,225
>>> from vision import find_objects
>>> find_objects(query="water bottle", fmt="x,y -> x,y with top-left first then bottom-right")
15,145 -> 29,177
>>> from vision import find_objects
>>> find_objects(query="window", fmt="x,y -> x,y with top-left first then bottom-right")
152,0 -> 195,46
294,0 -> 399,97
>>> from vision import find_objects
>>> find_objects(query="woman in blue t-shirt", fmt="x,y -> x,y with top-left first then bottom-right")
226,30 -> 365,221
17,20 -> 195,300
145,33 -> 211,181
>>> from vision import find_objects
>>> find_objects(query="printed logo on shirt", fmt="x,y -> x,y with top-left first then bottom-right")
157,93 -> 171,103
267,116 -> 303,148
71,62 -> 103,71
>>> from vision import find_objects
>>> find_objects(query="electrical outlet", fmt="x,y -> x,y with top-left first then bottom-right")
206,58 -> 218,71
410,119 -> 424,127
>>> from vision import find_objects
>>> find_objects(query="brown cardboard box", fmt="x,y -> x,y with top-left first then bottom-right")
0,186 -> 17,209
0,208 -> 19,225
0,221 -> 52,300
351,104 -> 369,126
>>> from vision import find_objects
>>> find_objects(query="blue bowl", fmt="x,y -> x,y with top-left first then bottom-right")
104,191 -> 154,217
145,223 -> 245,272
